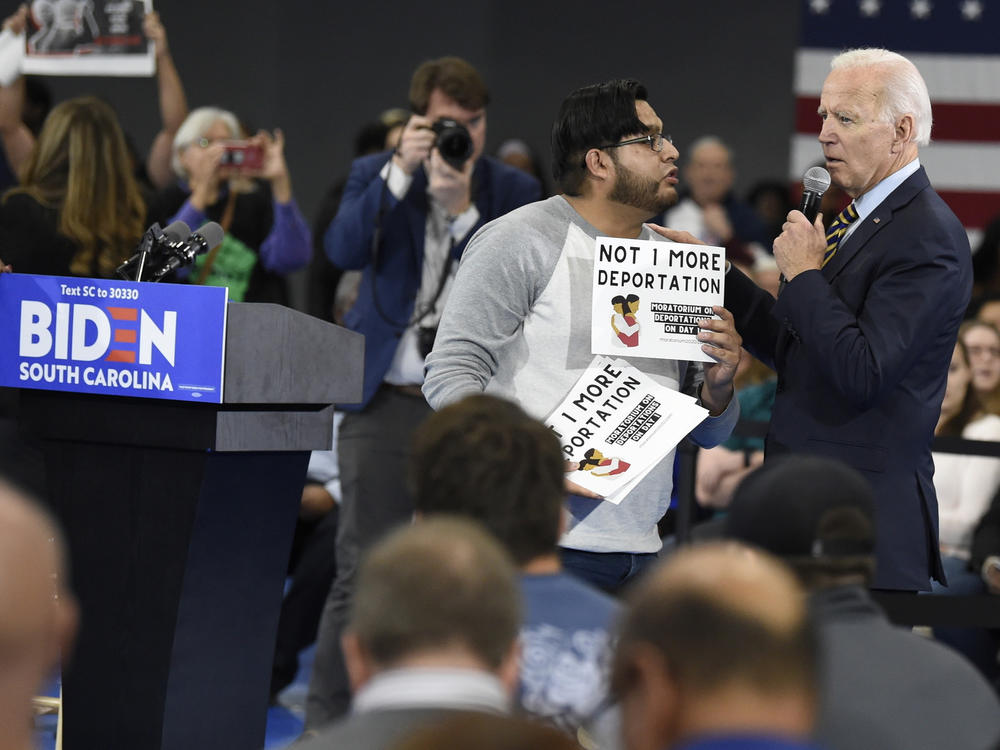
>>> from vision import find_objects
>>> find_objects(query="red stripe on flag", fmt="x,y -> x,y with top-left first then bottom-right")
936,191 -> 1000,230
795,97 -> 820,135
114,329 -> 136,343
107,306 -> 138,321
105,350 -> 136,363
795,97 -> 1000,142
933,103 -> 1000,143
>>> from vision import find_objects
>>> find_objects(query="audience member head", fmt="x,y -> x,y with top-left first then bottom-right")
10,96 -> 146,277
959,320 -> 1000,415
0,481 -> 77,750
971,215 -> 1000,298
410,394 -> 564,567
496,138 -> 550,195
353,121 -> 393,157
390,713 -> 581,750
726,456 -> 877,589
352,109 -> 411,157
493,136 -> 538,174
936,337 -> 984,436
408,56 -> 489,164
496,138 -> 533,172
612,542 -> 817,750
685,136 -> 734,206
379,107 -> 410,151
170,106 -> 243,180
342,517 -> 521,694
969,290 -> 1000,331
551,78 -> 651,197
747,179 -> 792,240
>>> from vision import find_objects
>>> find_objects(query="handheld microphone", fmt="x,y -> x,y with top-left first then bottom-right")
798,166 -> 831,223
777,166 -> 832,295
148,222 -> 225,280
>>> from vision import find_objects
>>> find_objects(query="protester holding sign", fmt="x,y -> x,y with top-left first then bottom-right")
424,79 -> 741,593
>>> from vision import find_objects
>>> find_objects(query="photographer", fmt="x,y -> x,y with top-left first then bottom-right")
306,56 -> 540,730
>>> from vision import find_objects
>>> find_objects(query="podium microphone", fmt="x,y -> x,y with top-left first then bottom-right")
117,220 -> 191,281
148,222 -> 225,281
778,166 -> 831,295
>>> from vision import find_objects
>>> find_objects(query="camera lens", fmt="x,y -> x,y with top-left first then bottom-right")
431,118 -> 473,171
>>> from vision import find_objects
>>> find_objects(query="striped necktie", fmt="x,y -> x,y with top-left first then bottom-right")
822,202 -> 859,267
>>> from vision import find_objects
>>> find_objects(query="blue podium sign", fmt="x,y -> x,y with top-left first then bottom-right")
0,274 -> 228,403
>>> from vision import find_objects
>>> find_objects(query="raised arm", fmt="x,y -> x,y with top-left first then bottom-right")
143,11 -> 189,189
0,5 -> 34,178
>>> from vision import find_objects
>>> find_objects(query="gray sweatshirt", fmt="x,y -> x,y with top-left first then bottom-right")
424,195 -> 738,553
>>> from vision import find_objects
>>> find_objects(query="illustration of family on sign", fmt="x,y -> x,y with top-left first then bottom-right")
610,294 -> 640,347
576,448 -> 630,477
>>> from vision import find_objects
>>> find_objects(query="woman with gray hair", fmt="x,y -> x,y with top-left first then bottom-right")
148,105 -> 311,303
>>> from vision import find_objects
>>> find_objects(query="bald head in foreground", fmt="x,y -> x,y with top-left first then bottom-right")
297,517 -> 522,750
0,481 -> 77,750
612,542 -> 822,750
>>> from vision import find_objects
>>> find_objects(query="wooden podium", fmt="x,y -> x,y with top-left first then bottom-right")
19,303 -> 363,750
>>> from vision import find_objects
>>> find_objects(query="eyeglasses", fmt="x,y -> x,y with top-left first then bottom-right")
967,345 -> 1000,359
600,132 -> 672,153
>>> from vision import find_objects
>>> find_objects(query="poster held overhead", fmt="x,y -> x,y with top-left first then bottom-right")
22,0 -> 154,76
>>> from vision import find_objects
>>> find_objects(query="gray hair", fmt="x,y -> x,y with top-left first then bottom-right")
349,516 -> 521,669
171,106 -> 242,179
689,135 -> 732,162
831,48 -> 932,146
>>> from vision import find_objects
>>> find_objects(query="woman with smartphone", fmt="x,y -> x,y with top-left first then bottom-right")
148,106 -> 311,304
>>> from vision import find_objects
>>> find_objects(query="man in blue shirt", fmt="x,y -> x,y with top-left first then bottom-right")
410,394 -> 619,736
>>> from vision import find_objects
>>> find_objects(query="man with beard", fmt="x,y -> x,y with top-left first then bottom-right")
423,79 -> 741,592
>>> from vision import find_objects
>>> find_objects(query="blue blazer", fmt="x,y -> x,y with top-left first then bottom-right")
726,167 -> 972,590
324,152 -> 541,409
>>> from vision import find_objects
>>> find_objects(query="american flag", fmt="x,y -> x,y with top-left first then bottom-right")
792,0 -> 999,248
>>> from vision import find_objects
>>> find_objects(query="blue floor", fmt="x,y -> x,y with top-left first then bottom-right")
34,644 -> 315,749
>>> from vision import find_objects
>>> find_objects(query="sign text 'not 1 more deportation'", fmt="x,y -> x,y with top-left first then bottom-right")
591,237 -> 725,363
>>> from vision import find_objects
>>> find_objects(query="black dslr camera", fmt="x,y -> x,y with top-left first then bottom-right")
430,118 -> 473,171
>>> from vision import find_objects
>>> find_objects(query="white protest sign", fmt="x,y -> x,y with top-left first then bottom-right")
545,357 -> 708,504
591,236 -> 725,363
22,0 -> 154,77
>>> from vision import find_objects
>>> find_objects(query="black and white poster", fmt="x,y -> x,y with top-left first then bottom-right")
23,0 -> 153,76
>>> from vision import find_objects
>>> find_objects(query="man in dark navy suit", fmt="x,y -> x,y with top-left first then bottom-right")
305,56 -> 540,729
659,48 -> 972,592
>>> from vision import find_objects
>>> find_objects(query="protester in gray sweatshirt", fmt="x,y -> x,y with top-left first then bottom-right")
424,79 -> 741,592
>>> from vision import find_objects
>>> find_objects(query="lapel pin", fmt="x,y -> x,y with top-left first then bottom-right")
873,218 -> 881,224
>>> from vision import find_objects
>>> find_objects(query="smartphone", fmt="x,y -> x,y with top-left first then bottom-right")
219,140 -> 264,170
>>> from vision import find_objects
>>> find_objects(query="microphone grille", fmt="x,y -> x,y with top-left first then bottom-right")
803,166 -> 831,195
161,220 -> 191,243
198,222 -> 225,251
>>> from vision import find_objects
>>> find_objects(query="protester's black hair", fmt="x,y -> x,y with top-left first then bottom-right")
551,79 -> 649,196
